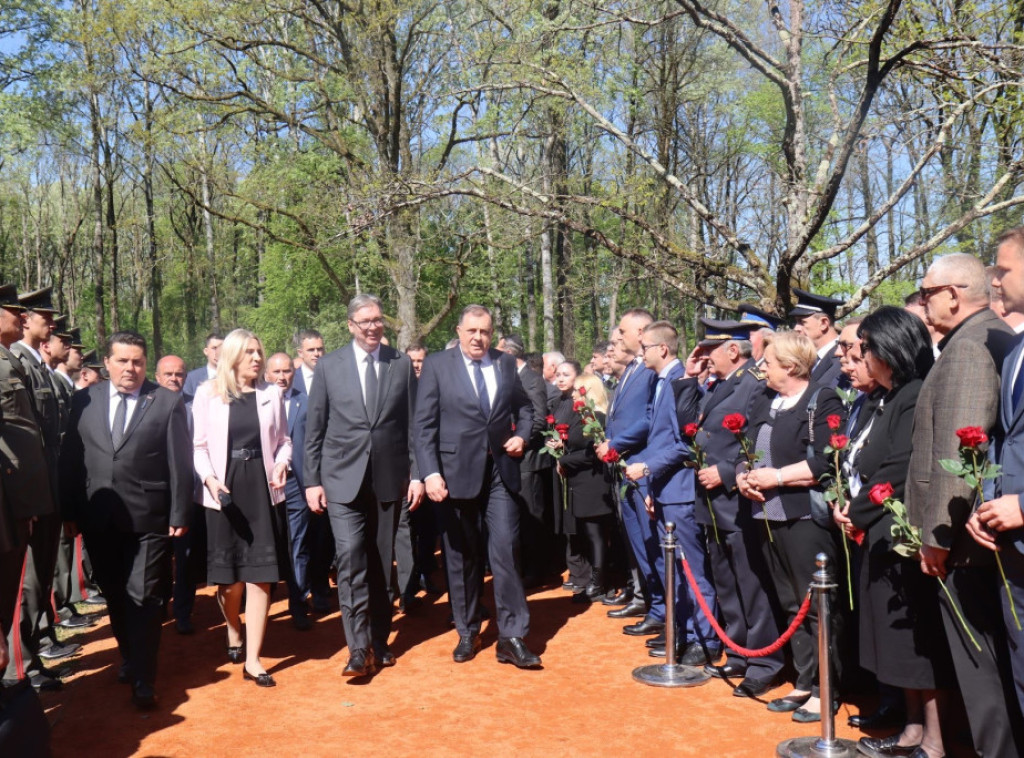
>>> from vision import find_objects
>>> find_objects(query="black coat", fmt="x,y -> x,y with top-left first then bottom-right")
552,395 -> 615,520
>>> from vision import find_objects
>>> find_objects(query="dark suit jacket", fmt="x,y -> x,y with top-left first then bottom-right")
10,342 -> 61,454
284,385 -> 308,490
640,361 -> 695,504
413,347 -> 533,499
182,365 -> 211,399
59,380 -> 193,534
518,364 -> 550,473
605,357 -> 657,458
304,343 -> 418,504
992,333 -> 1024,554
906,309 -> 1016,564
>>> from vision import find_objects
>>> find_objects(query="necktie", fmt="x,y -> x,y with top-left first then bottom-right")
473,360 -> 490,417
112,392 -> 128,446
364,353 -> 378,416
1013,359 -> 1024,412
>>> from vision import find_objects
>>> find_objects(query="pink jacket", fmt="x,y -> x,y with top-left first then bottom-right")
192,381 -> 292,509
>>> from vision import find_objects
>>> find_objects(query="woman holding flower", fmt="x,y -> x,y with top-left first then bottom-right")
546,362 -> 616,601
735,331 -> 845,723
844,307 -> 952,758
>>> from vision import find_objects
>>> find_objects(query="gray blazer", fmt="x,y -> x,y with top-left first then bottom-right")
303,343 -> 418,504
906,309 -> 1016,564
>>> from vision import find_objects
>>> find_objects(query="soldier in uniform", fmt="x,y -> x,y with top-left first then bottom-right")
4,287 -> 75,690
737,304 -> 784,366
692,318 -> 786,697
0,285 -> 62,691
77,350 -> 104,389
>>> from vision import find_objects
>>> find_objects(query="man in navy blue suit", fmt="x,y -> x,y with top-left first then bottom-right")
413,304 -> 538,668
971,227 -> 1024,734
623,321 -> 717,664
596,309 -> 660,631
181,333 -> 222,397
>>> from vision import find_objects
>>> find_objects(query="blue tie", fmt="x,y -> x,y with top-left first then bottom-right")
473,360 -> 490,418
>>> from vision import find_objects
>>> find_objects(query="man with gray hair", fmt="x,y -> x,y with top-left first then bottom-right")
542,351 -> 565,383
906,252 -> 1021,757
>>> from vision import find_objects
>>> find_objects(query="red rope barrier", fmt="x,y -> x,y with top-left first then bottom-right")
680,554 -> 812,658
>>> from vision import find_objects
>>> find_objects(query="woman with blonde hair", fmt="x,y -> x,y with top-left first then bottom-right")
546,363 -> 616,602
193,328 -> 291,687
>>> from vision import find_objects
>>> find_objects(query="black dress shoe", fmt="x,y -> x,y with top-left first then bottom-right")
733,676 -> 776,698
291,612 -> 312,631
420,574 -> 444,595
562,581 -> 581,591
856,735 -> 922,758
83,594 -> 107,606
848,704 -> 907,730
117,662 -> 130,684
175,619 -> 196,635
679,642 -> 721,666
243,668 -> 277,687
453,634 -> 482,663
622,616 -> 664,636
39,642 -> 80,660
647,643 -> 684,658
131,683 -> 157,709
377,649 -> 397,667
495,637 -> 542,669
343,648 -> 377,677
227,645 -> 244,664
706,662 -> 746,679
767,693 -> 811,712
645,632 -> 666,648
602,588 -> 633,606
57,614 -> 96,629
608,599 -> 647,618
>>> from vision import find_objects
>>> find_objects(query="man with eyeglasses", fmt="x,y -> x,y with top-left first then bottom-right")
304,294 -> 423,677
906,252 -> 1021,757
789,288 -> 847,389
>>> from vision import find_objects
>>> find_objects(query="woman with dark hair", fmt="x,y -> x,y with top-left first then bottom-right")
836,306 -> 952,758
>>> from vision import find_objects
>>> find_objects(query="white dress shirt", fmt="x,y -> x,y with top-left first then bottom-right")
108,383 -> 143,434
460,349 -> 498,405
351,342 -> 382,406
301,364 -> 315,395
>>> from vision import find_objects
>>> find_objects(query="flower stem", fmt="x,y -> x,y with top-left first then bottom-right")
560,473 -> 568,512
841,530 -> 854,611
706,495 -> 720,544
937,576 -> 982,652
996,552 -> 1023,631
762,506 -> 773,543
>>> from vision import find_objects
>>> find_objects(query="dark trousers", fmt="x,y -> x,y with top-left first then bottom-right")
1003,549 -> 1024,737
326,470 -> 398,654
941,563 -> 1024,758
440,461 -> 530,639
762,518 -> 839,697
83,529 -> 171,689
4,513 -> 61,680
652,502 -> 715,646
708,524 -> 784,678
517,466 -> 552,581
394,496 -> 440,597
0,546 -> 27,643
620,485 -> 660,610
283,475 -> 332,611
172,502 -> 207,625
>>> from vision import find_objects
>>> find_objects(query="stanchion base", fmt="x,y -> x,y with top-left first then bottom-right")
631,663 -> 711,688
776,736 -> 859,758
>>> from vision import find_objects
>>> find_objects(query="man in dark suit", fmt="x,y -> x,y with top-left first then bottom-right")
790,288 -> 847,389
0,285 -> 59,691
691,318 -> 784,696
906,253 -> 1024,757
971,229 -> 1024,744
181,332 -> 222,397
305,295 -> 422,675
414,304 -> 538,667
59,331 -> 192,709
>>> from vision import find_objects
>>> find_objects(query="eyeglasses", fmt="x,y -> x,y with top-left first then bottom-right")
351,318 -> 384,330
918,283 -> 967,301
639,342 -> 663,353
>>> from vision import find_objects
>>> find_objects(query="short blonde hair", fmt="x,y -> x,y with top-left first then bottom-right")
763,331 -> 816,380
210,328 -> 266,402
574,373 -> 609,414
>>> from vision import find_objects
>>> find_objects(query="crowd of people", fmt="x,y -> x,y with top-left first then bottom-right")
5,230 -> 1024,757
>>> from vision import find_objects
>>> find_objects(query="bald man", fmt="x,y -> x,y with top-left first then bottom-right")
155,356 -> 187,394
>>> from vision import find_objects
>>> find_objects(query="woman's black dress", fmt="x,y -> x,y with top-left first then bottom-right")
552,394 -> 615,534
206,391 -> 287,584
847,378 -> 954,689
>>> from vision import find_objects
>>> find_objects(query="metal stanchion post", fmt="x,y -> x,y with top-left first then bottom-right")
632,522 -> 710,688
776,553 -> 857,758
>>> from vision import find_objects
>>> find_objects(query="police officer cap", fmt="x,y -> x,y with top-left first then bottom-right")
53,315 -> 72,339
737,303 -> 784,330
69,328 -> 85,349
0,284 -> 25,311
698,317 -> 752,349
83,350 -> 104,371
18,287 -> 57,314
788,288 -> 844,320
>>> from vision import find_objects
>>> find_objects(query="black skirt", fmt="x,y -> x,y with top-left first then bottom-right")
205,392 -> 288,584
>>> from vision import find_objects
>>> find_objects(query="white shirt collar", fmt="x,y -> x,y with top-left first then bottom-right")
352,342 -> 381,363
657,358 -> 680,380
109,381 -> 142,401
817,339 -> 838,361
17,341 -> 42,363
460,349 -> 493,368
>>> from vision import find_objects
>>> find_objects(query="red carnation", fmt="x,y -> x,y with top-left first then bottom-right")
955,426 -> 988,449
683,423 -> 699,438
868,482 -> 895,506
602,448 -> 620,464
722,413 -> 746,433
830,434 -> 849,451
545,414 -> 555,425
849,527 -> 866,546
573,399 -> 585,412
827,414 -> 842,431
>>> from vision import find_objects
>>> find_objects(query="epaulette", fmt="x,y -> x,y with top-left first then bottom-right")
749,367 -> 766,381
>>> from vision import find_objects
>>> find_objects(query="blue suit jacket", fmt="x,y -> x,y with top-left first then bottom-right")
606,357 -> 657,457
994,336 -> 1024,554
640,361 -> 694,504
182,366 -> 210,398
285,385 -> 308,489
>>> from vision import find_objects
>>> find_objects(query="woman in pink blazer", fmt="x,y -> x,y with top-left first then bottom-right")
193,328 -> 291,687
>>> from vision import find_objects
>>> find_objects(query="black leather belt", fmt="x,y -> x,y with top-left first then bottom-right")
230,447 -> 262,461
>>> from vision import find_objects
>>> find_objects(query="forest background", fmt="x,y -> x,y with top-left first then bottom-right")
2,0 -> 1024,366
